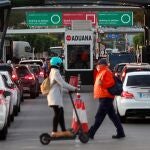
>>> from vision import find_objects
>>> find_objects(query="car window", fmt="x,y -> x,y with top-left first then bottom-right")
16,67 -> 30,77
1,75 -> 11,88
0,65 -> 13,75
127,75 -> 150,87
0,75 -> 5,88
30,66 -> 40,74
117,65 -> 126,73
0,72 -> 12,84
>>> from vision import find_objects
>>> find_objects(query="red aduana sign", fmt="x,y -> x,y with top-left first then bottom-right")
62,12 -> 96,26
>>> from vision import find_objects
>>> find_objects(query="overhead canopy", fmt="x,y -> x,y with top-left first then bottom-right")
11,0 -> 150,7
0,0 -> 11,8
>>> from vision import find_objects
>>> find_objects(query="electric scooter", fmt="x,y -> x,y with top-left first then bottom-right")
39,92 -> 89,145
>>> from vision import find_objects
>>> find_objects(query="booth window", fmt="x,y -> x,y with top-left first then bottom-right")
67,45 -> 90,69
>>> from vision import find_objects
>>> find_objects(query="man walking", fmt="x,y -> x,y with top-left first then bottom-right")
88,58 -> 125,139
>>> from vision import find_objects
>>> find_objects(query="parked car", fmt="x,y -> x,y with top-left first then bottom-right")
15,65 -> 39,98
0,90 -> 8,140
120,63 -> 150,81
114,71 -> 150,123
0,64 -> 24,102
0,71 -> 21,116
0,74 -> 14,127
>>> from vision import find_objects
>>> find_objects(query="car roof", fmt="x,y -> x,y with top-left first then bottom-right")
124,64 -> 150,68
19,59 -> 43,63
126,71 -> 150,76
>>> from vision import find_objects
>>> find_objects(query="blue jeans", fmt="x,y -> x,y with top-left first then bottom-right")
89,98 -> 125,138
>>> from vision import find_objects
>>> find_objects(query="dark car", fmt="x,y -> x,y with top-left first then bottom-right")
113,63 -> 127,79
0,64 -> 24,102
15,65 -> 39,98
29,64 -> 44,85
120,63 -> 150,81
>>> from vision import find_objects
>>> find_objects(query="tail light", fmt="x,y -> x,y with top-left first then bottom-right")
39,71 -> 44,77
24,74 -> 35,80
12,71 -> 18,81
0,99 -> 5,105
121,91 -> 134,99
0,90 -> 4,95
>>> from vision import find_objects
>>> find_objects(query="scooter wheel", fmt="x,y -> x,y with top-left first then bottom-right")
40,133 -> 51,145
78,132 -> 89,143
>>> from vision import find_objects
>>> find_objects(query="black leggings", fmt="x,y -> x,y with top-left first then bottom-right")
51,106 -> 66,132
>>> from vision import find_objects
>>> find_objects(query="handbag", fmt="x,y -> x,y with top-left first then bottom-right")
108,76 -> 123,96
40,77 -> 56,96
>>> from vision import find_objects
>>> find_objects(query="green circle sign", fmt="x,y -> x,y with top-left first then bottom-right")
50,14 -> 61,25
121,14 -> 131,24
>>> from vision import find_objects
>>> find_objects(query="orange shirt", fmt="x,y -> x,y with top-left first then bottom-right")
94,66 -> 115,99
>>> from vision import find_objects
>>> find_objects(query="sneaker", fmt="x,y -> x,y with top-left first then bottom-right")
112,134 -> 125,139
88,131 -> 94,140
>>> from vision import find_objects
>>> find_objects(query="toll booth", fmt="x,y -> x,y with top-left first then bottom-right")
64,30 -> 94,85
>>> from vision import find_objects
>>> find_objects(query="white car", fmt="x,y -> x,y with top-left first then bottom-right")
0,90 -> 8,140
0,71 -> 21,116
114,71 -> 150,122
0,74 -> 14,125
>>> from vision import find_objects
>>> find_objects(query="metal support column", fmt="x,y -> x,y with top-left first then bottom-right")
0,7 -> 11,60
144,6 -> 150,46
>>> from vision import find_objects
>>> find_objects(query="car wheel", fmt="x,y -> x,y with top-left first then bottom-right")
18,101 -> 21,112
14,105 -> 19,116
21,95 -> 24,102
7,115 -> 11,127
0,125 -> 8,140
11,113 -> 14,122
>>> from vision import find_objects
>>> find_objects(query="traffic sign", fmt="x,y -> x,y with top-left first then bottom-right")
62,12 -> 96,26
107,34 -> 120,39
26,12 -> 62,26
97,11 -> 133,27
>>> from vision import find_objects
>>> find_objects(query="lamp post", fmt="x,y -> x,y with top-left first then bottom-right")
32,47 -> 35,60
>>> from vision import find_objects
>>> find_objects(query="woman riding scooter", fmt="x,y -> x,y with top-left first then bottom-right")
47,57 -> 78,137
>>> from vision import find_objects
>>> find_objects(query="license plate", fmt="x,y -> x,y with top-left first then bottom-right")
139,93 -> 150,98
23,87 -> 29,91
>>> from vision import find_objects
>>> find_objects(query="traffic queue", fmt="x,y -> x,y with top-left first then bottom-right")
0,59 -> 45,140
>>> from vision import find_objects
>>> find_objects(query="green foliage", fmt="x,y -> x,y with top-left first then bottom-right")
133,33 -> 144,48
10,34 -> 61,53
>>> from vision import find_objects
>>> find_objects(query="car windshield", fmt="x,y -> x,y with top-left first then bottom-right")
127,75 -> 150,87
30,66 -> 40,74
16,67 -> 30,77
117,65 -> 126,73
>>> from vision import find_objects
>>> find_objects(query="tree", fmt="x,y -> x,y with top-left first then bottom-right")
133,33 -> 144,48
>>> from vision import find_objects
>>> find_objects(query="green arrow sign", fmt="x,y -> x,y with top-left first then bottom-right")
26,12 -> 62,26
98,11 -> 133,27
